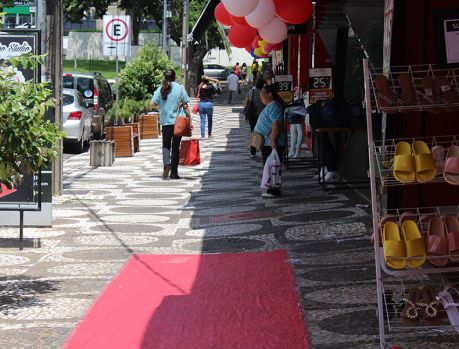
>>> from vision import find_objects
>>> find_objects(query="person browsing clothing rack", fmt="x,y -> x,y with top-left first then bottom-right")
197,75 -> 219,139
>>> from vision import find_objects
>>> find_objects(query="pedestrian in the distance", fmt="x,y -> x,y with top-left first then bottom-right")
251,59 -> 259,82
263,69 -> 275,86
244,77 -> 265,157
227,70 -> 239,104
241,63 -> 248,83
151,69 -> 191,180
197,75 -> 219,139
234,62 -> 240,78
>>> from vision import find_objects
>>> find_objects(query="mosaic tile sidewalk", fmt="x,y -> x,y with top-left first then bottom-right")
1,91 -> 458,348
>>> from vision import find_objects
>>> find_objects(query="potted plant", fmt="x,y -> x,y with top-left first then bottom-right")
0,54 -> 63,191
122,99 -> 143,152
105,99 -> 137,157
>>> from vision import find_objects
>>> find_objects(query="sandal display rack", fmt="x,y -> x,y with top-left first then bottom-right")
373,135 -> 459,187
371,64 -> 459,114
363,59 -> 459,348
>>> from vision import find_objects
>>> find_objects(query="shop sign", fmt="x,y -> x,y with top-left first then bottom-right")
0,33 -> 41,207
444,19 -> 459,64
274,75 -> 293,105
0,32 -> 52,226
309,68 -> 333,103
287,22 -> 308,35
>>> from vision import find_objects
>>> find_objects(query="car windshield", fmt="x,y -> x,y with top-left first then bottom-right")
63,76 -> 74,89
63,76 -> 95,98
63,94 -> 74,106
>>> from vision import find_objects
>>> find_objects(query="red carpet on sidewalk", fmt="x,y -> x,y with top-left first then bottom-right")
62,250 -> 310,349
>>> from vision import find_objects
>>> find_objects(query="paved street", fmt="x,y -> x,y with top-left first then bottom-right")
1,94 -> 456,348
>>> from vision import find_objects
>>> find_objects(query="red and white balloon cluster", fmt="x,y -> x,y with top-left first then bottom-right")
214,0 -> 313,57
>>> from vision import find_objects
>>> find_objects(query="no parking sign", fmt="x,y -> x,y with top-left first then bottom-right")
103,15 -> 131,57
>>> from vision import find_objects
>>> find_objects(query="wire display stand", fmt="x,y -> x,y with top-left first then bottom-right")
363,59 -> 459,348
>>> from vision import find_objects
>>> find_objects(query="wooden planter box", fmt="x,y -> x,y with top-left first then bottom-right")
124,122 -> 141,152
105,125 -> 134,157
139,113 -> 160,139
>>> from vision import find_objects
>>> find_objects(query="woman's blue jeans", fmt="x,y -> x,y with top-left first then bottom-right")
199,101 -> 213,137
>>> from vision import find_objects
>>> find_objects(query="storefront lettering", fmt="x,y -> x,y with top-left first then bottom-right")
0,42 -> 33,58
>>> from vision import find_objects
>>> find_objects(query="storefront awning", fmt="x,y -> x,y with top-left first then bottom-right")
4,6 -> 31,15
189,0 -> 219,42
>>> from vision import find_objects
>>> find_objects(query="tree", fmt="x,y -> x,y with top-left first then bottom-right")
64,0 -> 225,93
118,44 -> 175,100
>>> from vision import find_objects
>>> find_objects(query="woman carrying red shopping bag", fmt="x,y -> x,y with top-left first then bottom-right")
151,69 -> 192,180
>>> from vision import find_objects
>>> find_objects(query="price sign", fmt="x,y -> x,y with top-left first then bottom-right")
274,75 -> 293,105
444,19 -> 459,64
309,68 -> 333,103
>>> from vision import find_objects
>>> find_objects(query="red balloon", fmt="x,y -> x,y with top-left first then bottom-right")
214,2 -> 233,26
230,15 -> 248,26
251,35 -> 261,48
274,0 -> 313,25
228,25 -> 258,48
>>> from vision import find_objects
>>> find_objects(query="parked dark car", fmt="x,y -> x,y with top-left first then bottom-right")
203,64 -> 229,80
63,72 -> 114,139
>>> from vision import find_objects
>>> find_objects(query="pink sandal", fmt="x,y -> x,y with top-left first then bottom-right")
438,286 -> 459,332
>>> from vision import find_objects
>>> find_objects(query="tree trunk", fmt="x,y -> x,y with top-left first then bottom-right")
128,9 -> 140,46
186,45 -> 208,97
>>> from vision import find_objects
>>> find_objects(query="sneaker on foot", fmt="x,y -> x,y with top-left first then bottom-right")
324,171 -> 339,182
262,192 -> 275,198
170,173 -> 181,180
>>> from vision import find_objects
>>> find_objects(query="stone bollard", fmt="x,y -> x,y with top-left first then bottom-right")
90,140 -> 116,167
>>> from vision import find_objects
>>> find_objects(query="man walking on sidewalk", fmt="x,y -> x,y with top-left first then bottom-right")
227,70 -> 239,104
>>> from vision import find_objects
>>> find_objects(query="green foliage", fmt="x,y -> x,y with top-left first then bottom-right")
106,97 -> 148,124
118,44 -> 175,101
0,54 -> 63,190
64,59 -> 126,80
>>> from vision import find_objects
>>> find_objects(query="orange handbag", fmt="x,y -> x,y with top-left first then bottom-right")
173,91 -> 192,137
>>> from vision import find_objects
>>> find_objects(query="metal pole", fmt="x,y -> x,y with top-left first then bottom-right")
115,54 -> 119,101
181,0 -> 189,88
363,58 -> 385,349
19,211 -> 24,250
162,0 -> 168,55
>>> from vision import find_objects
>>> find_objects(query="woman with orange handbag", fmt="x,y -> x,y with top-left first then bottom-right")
151,69 -> 191,180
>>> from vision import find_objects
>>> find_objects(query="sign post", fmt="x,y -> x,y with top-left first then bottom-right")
103,15 -> 131,100
308,68 -> 333,104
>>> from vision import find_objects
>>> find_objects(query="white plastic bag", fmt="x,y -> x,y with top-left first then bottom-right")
261,149 -> 282,189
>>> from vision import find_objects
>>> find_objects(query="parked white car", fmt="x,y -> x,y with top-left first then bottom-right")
63,88 -> 93,153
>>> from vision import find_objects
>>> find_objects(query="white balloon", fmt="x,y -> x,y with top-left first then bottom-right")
245,0 -> 276,29
222,0 -> 259,17
259,17 -> 288,44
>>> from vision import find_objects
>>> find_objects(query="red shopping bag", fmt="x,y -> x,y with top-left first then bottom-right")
179,139 -> 201,165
